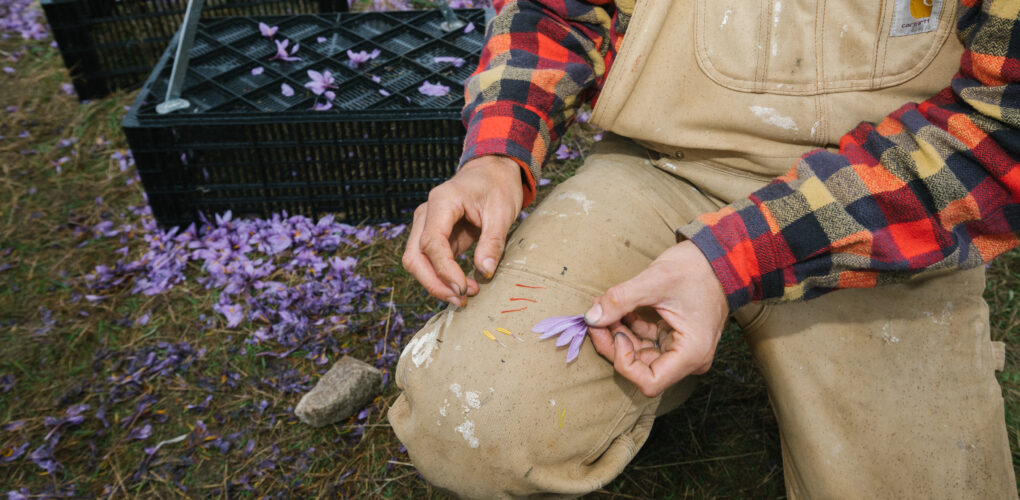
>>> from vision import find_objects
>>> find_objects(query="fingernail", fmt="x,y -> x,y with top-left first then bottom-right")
447,282 -> 462,296
584,304 -> 602,325
445,296 -> 462,307
482,258 -> 496,278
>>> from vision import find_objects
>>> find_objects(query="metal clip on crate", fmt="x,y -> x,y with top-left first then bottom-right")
156,0 -> 205,114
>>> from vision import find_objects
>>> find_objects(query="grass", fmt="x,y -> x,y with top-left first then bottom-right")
1,14 -> 1018,499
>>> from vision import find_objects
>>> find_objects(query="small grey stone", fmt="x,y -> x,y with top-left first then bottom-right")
295,356 -> 383,427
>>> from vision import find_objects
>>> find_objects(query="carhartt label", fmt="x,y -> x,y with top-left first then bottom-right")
890,0 -> 942,37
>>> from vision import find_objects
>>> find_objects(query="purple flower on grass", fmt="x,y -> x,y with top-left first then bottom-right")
280,83 -> 295,97
532,314 -> 588,363
555,144 -> 581,161
269,39 -> 301,62
61,83 -> 74,96
2,67 -> 14,74
214,302 -> 244,328
251,66 -> 264,76
129,423 -> 152,440
259,22 -> 278,38
418,81 -> 449,97
347,49 -> 381,69
1,442 -> 28,462
433,56 -> 465,67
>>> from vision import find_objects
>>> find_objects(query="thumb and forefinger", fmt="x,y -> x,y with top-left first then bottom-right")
584,272 -> 657,328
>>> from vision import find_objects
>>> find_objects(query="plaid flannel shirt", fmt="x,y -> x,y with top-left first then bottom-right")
461,0 -> 1020,313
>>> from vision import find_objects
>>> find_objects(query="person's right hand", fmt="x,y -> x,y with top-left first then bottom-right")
402,155 -> 524,307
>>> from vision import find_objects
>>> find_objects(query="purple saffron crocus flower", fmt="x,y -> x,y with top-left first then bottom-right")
129,423 -> 152,440
269,39 -> 301,62
281,83 -> 295,97
532,314 -> 588,363
304,70 -> 335,96
259,22 -> 278,38
347,49 -> 381,69
418,81 -> 449,97
555,144 -> 581,161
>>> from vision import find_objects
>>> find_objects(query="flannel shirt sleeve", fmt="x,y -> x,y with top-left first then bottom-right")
459,0 -> 619,206
679,0 -> 1020,314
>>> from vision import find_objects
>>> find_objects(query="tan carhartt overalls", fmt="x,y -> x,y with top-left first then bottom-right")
389,0 -> 1017,497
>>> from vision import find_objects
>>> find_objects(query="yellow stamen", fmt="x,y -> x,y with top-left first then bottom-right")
496,327 -> 512,336
482,330 -> 496,341
558,408 -> 566,429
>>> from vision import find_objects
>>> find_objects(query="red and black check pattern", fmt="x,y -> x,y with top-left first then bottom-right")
463,0 -> 1019,313
459,0 -> 623,206
681,0 -> 1020,312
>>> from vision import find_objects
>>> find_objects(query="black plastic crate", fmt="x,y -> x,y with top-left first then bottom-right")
42,0 -> 350,100
122,10 -> 485,227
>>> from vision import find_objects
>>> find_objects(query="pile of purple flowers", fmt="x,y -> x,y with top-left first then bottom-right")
83,206 -> 408,370
0,0 -> 49,41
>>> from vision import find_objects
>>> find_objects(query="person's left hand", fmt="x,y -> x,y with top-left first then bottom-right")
585,241 -> 730,398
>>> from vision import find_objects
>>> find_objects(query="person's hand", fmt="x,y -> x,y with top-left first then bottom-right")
402,155 -> 524,307
586,241 -> 730,397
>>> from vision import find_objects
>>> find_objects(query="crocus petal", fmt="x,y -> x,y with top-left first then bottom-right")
532,315 -> 582,334
251,66 -> 264,75
281,83 -> 294,97
555,328 -> 576,347
566,332 -> 585,362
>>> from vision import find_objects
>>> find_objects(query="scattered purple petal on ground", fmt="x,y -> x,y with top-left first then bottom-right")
417,81 -> 449,97
378,89 -> 390,97
593,132 -> 604,141
555,144 -> 581,161
539,178 -> 552,186
269,39 -> 301,62
3,66 -> 14,73
251,66 -> 264,76
519,210 -> 529,220
61,83 -> 74,95
258,22 -> 278,38
433,56 -> 465,67
129,423 -> 152,440
0,374 -> 14,392
346,49 -> 381,69
316,36 -> 327,43
281,83 -> 295,97
464,22 -> 475,33
0,442 -> 28,462
313,101 -> 333,111
304,70 -> 335,96
576,110 -> 591,123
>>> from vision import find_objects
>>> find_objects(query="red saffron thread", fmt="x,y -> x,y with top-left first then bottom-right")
501,307 -> 528,313
514,284 -> 546,289
509,297 -> 537,302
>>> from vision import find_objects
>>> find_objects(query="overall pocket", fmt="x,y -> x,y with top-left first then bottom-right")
694,0 -> 957,95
